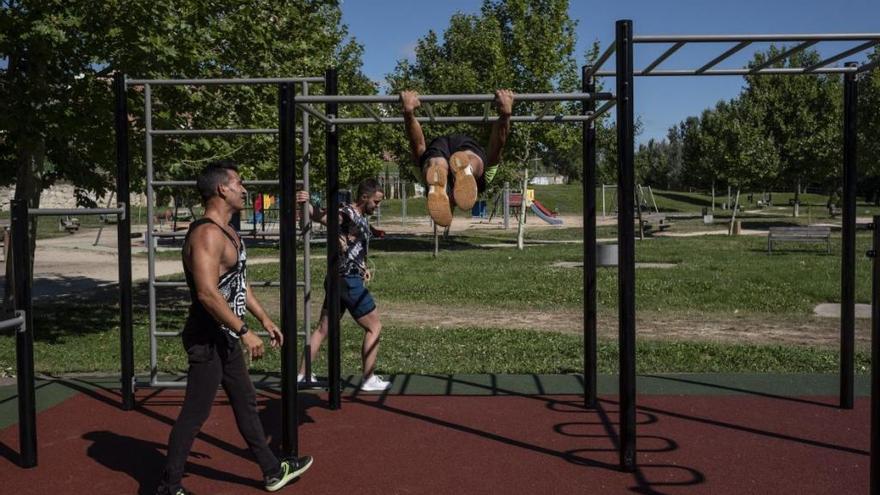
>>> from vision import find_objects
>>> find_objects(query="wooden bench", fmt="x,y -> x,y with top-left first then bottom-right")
767,226 -> 831,254
59,216 -> 80,233
640,213 -> 671,232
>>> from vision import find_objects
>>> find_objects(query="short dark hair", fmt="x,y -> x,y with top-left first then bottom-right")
197,160 -> 239,202
356,178 -> 383,201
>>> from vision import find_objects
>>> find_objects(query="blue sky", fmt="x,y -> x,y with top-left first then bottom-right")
340,0 -> 879,143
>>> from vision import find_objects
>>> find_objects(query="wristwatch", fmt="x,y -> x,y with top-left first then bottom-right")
234,323 -> 250,337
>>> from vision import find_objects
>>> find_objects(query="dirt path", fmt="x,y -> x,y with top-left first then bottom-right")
5,224 -> 868,349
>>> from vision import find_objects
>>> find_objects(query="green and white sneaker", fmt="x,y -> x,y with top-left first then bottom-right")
265,456 -> 314,492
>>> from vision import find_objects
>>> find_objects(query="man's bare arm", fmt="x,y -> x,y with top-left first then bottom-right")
401,91 -> 426,164
486,89 -> 514,166
187,227 -> 245,332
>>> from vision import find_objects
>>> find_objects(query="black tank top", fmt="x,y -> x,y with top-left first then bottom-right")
183,218 -> 247,337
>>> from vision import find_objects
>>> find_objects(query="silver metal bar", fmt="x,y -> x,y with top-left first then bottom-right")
145,83 -> 159,386
697,41 -> 752,74
295,103 -> 332,124
804,41 -> 880,72
359,103 -> 383,123
153,280 -> 304,288
586,44 -> 617,77
595,66 -> 860,76
749,41 -> 818,73
150,128 -> 278,136
643,41 -> 686,74
28,207 -> 124,217
151,230 -> 289,238
296,92 -> 607,104
127,77 -> 325,86
153,330 -> 309,338
329,114 -> 599,125
152,180 -> 290,187
633,34 -> 880,43
0,312 -> 24,332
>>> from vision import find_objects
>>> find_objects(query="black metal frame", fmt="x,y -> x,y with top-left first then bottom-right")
593,19 -> 877,472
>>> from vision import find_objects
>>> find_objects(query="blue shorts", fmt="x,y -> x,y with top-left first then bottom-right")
322,275 -> 376,319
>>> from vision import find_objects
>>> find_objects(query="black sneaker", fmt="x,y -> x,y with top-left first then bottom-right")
265,456 -> 313,492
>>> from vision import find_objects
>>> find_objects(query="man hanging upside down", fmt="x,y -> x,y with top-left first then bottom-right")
400,89 -> 514,227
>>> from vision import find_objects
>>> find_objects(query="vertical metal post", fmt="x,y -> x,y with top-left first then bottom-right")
145,83 -> 159,386
114,73 -> 134,411
841,62 -> 858,410
583,66 -> 598,409
616,19 -> 637,472
11,200 -> 36,468
402,181 -> 407,228
279,83 -> 299,455
302,81 -> 313,382
871,216 -> 880,494
326,68 -> 342,410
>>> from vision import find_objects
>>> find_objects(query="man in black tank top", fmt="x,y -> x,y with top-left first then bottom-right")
401,89 -> 514,227
157,161 -> 312,495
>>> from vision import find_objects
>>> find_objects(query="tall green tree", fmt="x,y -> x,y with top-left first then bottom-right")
1,1 -> 382,301
386,0 -> 586,191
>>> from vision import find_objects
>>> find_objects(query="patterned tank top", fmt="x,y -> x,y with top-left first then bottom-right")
183,218 -> 247,338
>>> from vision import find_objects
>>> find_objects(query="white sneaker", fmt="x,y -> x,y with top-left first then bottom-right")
297,373 -> 317,383
360,374 -> 392,392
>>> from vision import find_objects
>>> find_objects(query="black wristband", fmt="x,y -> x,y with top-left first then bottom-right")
235,323 -> 250,337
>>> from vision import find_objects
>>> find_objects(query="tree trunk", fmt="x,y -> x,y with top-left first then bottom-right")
4,143 -> 45,311
793,178 -> 800,218
728,188 -> 741,235
711,180 -> 716,212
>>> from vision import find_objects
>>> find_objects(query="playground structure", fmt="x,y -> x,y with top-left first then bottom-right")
1,18 -> 878,490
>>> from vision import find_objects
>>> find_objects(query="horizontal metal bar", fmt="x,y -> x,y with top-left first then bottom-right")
330,114 -> 602,125
805,40 -> 880,72
0,312 -> 24,332
697,41 -> 752,74
297,92 -> 609,104
150,129 -> 278,136
150,230 -> 296,239
295,103 -> 332,124
127,77 -> 325,86
643,41 -> 686,74
28,207 -> 125,217
153,280 -> 304,288
154,331 -> 309,338
152,180 -> 292,187
633,34 -> 880,43
595,67 -> 860,77
749,40 -> 818,73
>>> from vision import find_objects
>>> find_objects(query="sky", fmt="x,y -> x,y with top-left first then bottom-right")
340,0 -> 879,143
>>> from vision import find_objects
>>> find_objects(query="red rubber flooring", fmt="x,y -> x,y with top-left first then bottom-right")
0,387 -> 869,494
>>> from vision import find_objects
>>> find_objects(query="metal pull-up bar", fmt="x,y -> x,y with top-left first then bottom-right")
295,91 -> 611,104
587,32 -> 880,77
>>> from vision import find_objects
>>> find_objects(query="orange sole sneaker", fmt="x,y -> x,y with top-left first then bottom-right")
450,154 -> 478,211
425,162 -> 453,227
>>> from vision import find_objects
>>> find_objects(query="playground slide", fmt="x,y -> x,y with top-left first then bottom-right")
530,200 -> 564,225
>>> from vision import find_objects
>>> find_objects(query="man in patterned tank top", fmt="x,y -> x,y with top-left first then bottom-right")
157,161 -> 312,495
296,178 -> 392,392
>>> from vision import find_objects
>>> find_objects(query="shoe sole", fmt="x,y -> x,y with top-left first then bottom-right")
450,154 -> 478,211
425,162 -> 452,227
266,456 -> 314,492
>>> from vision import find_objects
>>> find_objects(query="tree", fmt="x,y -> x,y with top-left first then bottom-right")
1,1 -> 383,301
385,0 -> 585,193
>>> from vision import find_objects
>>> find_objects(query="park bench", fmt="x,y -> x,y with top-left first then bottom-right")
766,226 -> 831,254
59,216 -> 80,234
640,213 -> 671,233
